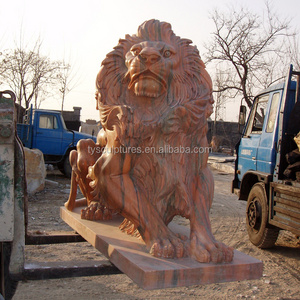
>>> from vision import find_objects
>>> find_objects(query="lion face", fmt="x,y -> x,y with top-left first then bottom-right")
125,41 -> 178,98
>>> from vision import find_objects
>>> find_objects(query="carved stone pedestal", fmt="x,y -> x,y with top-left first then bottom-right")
60,206 -> 263,290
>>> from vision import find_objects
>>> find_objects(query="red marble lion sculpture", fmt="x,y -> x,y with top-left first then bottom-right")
66,19 -> 234,263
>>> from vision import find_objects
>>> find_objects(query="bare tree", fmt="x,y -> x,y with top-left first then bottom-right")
0,39 -> 62,109
210,68 -> 234,152
213,68 -> 228,135
204,1 -> 295,109
285,35 -> 300,70
57,60 -> 80,112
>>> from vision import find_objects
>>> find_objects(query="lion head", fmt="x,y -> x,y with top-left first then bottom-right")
96,19 -> 213,129
125,40 -> 176,98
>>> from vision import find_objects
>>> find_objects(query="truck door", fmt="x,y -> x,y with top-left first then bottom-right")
237,94 -> 269,179
33,113 -> 62,155
256,92 -> 281,174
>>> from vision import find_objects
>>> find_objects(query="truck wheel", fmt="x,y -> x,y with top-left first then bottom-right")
0,243 -> 18,300
63,155 -> 72,179
246,182 -> 279,248
58,155 -> 72,178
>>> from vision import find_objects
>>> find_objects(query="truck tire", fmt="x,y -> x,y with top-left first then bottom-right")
58,155 -> 72,178
63,155 -> 72,179
246,182 -> 279,248
0,243 -> 18,300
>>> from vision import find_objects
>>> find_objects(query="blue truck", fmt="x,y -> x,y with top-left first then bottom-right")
17,106 -> 96,177
232,65 -> 300,248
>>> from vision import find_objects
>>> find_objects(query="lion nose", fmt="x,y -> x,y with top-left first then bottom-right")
139,48 -> 161,64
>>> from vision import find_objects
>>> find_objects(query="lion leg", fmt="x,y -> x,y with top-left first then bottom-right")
89,152 -> 186,259
65,139 -> 106,215
76,139 -> 103,204
115,177 -> 185,258
189,167 -> 234,263
65,150 -> 79,211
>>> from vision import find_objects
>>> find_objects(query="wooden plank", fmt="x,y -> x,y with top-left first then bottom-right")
271,182 -> 300,197
273,205 -> 300,220
60,207 -> 263,290
24,260 -> 121,280
271,216 -> 300,236
25,230 -> 86,245
274,195 -> 300,209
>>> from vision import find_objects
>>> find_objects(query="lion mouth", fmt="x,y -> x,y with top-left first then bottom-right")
128,70 -> 167,92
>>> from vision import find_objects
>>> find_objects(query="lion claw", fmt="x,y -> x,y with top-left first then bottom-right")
150,237 -> 186,259
81,202 -> 112,221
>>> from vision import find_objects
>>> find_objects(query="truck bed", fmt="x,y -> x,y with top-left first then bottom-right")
17,123 -> 31,146
270,182 -> 300,236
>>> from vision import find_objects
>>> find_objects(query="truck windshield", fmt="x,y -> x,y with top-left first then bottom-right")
266,93 -> 280,133
59,114 -> 68,130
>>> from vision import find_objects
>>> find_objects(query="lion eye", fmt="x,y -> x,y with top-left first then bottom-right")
131,47 -> 141,56
163,50 -> 171,58
133,49 -> 140,56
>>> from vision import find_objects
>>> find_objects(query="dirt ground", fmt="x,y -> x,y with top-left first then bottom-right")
12,168 -> 300,300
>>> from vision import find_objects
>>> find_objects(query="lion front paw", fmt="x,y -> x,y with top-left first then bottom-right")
215,242 -> 234,263
149,236 -> 187,259
81,202 -> 113,221
190,234 -> 234,263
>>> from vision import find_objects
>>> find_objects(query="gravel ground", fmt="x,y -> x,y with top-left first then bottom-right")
12,168 -> 300,300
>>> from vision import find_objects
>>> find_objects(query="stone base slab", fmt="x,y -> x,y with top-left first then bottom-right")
60,206 -> 263,290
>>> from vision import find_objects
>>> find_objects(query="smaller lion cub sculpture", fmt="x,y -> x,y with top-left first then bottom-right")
66,19 -> 234,263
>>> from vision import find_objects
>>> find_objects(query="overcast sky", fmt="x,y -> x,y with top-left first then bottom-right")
1,0 -> 300,122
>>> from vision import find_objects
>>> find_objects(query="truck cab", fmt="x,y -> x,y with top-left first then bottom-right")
17,107 -> 96,177
233,65 -> 300,248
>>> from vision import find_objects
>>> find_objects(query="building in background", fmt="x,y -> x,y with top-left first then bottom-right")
60,107 -> 82,131
79,119 -> 101,137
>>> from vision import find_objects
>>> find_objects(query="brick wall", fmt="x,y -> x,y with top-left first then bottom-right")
207,120 -> 242,152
